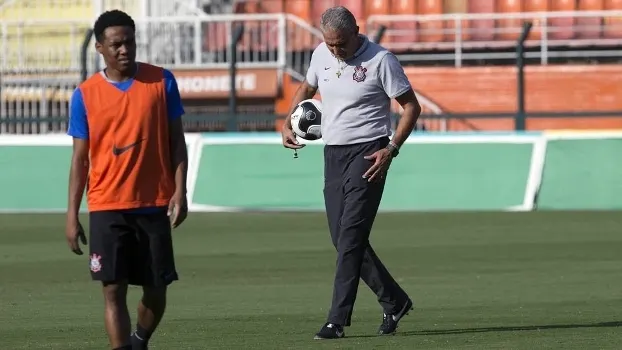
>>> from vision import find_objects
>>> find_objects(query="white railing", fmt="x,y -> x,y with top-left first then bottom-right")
0,13 -> 325,75
366,10 -> 622,67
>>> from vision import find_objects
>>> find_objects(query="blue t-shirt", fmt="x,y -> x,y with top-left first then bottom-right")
67,67 -> 185,214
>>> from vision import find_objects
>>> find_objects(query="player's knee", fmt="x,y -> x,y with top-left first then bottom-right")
102,282 -> 128,305
142,286 -> 167,307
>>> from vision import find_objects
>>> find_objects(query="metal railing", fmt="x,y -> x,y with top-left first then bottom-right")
4,11 -> 622,134
0,80 -> 76,134
366,10 -> 622,67
0,13 -> 323,75
3,10 -> 622,73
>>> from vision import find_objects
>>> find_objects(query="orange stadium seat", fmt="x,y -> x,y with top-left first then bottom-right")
604,0 -> 622,38
338,0 -> 365,32
366,0 -> 390,16
286,0 -> 312,21
418,0 -> 445,42
576,0 -> 604,39
497,0 -> 523,41
311,0 -> 338,27
239,0 -> 259,51
258,0 -> 284,51
261,0 -> 284,11
467,0 -> 495,41
549,0 -> 576,40
364,0 -> 390,39
286,0 -> 312,50
388,0 -> 418,47
443,0 -> 470,42
523,0 -> 549,40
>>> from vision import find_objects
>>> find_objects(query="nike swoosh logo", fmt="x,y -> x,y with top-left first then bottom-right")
112,139 -> 144,156
324,67 -> 331,70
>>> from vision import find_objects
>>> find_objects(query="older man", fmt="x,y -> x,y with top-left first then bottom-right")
281,6 -> 422,340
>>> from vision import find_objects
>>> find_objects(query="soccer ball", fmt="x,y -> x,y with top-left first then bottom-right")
290,99 -> 322,140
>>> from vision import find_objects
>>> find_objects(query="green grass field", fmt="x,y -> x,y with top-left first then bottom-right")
1,211 -> 622,349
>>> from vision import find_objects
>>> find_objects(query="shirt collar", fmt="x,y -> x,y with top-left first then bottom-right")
348,34 -> 369,62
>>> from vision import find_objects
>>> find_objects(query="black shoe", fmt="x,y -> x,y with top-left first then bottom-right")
314,323 -> 345,340
378,298 -> 414,335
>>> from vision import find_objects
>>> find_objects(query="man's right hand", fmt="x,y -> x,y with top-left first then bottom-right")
282,126 -> 305,150
65,216 -> 87,255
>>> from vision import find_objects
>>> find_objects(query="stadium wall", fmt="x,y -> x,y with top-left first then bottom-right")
275,65 -> 622,132
0,131 -> 621,213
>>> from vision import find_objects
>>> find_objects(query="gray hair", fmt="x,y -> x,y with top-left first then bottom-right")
320,6 -> 357,34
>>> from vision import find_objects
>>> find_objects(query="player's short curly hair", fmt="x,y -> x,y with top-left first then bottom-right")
94,10 -> 136,43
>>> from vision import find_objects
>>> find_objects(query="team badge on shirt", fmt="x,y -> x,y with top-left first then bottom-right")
353,65 -> 367,82
90,253 -> 102,273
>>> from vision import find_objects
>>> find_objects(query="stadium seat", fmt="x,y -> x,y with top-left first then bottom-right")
523,0 -> 549,40
235,1 -> 258,52
388,0 -> 418,47
496,0 -> 523,41
364,0 -> 390,40
366,0 -> 390,16
443,0 -> 470,42
467,0 -> 495,41
339,0 -> 365,32
576,0 -> 604,39
604,0 -> 622,38
549,0 -> 576,40
418,0 -> 445,43
261,0 -> 284,11
203,20 -> 228,53
259,0 -> 284,51
285,0 -> 313,51
311,0 -> 338,27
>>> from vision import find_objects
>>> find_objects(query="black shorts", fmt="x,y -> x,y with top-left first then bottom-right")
88,210 -> 179,287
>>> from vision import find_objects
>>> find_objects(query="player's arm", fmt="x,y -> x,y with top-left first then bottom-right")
391,89 -> 421,149
66,88 -> 90,219
66,88 -> 89,254
68,139 -> 89,217
283,46 -> 320,133
283,79 -> 318,131
164,69 -> 189,226
282,49 -> 319,150
169,118 -> 187,197
379,53 -> 422,149
164,70 -> 188,195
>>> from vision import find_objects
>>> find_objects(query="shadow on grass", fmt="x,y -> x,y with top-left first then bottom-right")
347,321 -> 622,338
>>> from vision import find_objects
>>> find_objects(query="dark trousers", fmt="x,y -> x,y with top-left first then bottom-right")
323,136 -> 409,327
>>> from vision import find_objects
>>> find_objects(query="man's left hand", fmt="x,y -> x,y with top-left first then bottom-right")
363,148 -> 393,183
168,192 -> 188,228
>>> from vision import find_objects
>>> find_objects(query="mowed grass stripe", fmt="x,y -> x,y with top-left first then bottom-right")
1,212 -> 621,349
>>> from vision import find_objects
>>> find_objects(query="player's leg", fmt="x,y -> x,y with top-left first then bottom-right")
102,283 -> 132,350
133,285 -> 167,347
315,145 -> 349,339
326,137 -> 410,329
325,138 -> 387,327
323,144 -> 408,319
361,245 -> 410,313
362,245 -> 413,335
89,211 -> 134,349
128,211 -> 179,349
323,144 -> 346,250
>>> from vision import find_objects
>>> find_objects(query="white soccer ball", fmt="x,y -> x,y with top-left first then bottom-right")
290,98 -> 322,140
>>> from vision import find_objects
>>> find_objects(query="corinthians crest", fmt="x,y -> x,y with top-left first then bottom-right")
352,65 -> 367,82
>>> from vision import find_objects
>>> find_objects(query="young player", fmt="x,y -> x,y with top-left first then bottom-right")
65,10 -> 188,350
